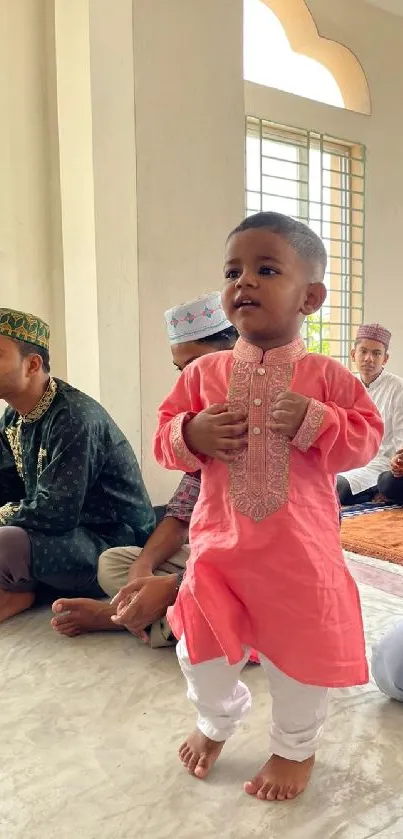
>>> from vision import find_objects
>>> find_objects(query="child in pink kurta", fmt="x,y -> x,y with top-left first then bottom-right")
154,212 -> 383,802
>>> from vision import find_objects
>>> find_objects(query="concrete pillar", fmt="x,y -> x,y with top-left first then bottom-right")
89,0 -> 142,453
54,0 -> 101,401
53,0 -> 141,450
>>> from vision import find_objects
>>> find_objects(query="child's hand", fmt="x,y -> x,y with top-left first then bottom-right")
183,404 -> 248,462
270,391 -> 310,439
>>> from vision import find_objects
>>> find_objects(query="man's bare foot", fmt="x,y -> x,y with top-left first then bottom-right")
0,590 -> 35,623
179,730 -> 225,779
244,754 -> 315,801
372,493 -> 389,504
51,598 -> 124,637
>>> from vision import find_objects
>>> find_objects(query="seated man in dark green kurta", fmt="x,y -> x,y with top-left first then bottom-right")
0,308 -> 155,624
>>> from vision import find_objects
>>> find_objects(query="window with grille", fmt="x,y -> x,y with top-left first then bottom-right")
245,117 -> 365,366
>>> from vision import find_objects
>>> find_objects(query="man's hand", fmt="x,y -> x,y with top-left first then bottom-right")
183,404 -> 248,462
269,392 -> 310,439
111,574 -> 178,640
391,449 -> 403,478
127,554 -> 153,584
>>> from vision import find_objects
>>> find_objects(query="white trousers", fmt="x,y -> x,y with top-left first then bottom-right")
177,637 -> 329,762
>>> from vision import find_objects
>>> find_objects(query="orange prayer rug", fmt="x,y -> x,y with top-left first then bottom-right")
341,508 -> 403,566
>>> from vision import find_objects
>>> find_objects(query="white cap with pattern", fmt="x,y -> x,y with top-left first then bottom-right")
164,291 -> 232,345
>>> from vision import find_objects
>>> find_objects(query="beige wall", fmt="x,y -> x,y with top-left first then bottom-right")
2,0 -> 403,501
0,1 -> 52,323
0,0 -> 67,376
132,0 -> 245,500
306,0 -> 403,368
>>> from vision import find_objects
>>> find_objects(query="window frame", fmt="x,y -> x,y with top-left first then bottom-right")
245,116 -> 366,367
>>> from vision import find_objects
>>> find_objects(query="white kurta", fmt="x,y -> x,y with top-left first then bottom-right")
340,369 -> 403,494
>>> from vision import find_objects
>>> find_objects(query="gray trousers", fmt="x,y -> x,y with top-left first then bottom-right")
0,527 -> 34,592
0,525 -> 102,598
372,621 -> 403,701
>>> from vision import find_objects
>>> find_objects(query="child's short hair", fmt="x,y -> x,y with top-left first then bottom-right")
228,212 -> 327,278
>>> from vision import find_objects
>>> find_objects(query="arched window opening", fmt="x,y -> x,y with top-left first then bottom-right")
244,0 -> 344,107
244,0 -> 371,115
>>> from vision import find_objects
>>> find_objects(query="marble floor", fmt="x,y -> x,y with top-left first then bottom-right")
1,556 -> 403,839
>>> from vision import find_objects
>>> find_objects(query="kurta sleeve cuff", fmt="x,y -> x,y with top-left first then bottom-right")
171,412 -> 204,470
0,502 -> 20,525
291,399 -> 326,453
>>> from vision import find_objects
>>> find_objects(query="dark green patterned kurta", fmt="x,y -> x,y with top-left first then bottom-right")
0,378 -> 155,591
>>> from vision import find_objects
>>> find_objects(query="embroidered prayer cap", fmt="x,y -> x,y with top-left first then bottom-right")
165,291 -> 233,345
0,308 -> 50,351
356,323 -> 391,350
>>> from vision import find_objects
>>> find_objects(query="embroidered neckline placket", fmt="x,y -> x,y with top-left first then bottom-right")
228,338 -> 307,521
4,379 -> 58,481
233,336 -> 307,366
22,378 -> 58,424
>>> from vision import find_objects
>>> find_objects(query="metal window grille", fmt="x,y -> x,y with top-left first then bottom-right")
245,117 -> 366,366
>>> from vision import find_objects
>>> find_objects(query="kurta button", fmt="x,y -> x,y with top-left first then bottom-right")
254,398 -> 262,406
253,427 -> 261,435
257,368 -> 265,376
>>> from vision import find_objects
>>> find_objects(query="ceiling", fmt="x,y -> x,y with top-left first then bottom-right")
363,0 -> 403,15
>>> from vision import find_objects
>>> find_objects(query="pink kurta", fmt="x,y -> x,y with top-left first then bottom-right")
154,337 -> 384,687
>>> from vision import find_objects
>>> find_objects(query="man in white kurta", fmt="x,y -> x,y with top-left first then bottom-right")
348,323 -> 403,703
337,323 -> 403,505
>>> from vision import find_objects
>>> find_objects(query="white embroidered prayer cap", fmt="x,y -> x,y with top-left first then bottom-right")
164,291 -> 232,345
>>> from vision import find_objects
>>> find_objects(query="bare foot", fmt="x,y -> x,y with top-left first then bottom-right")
0,590 -> 35,623
179,730 -> 225,779
51,598 -> 124,637
372,493 -> 388,504
244,754 -> 315,801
